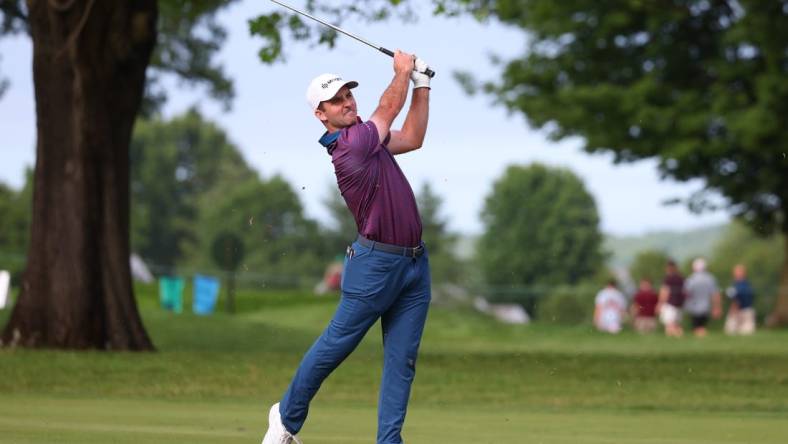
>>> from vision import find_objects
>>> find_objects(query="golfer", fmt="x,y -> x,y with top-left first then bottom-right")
262,50 -> 432,444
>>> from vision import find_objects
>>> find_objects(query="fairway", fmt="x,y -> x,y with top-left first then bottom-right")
2,286 -> 788,443
1,396 -> 786,443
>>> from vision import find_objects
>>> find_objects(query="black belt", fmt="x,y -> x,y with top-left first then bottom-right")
356,235 -> 424,258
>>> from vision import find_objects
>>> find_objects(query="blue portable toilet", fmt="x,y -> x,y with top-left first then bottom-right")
193,274 -> 220,315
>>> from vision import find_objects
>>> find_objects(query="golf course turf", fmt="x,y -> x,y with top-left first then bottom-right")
1,285 -> 786,443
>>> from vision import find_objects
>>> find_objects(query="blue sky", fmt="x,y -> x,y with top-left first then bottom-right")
0,1 -> 730,236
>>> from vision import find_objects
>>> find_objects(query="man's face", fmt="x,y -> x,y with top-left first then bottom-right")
315,86 -> 357,130
733,265 -> 747,280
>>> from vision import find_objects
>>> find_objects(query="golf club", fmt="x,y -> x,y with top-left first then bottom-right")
269,0 -> 436,78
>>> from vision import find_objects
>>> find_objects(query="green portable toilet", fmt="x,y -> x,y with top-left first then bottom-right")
159,276 -> 184,313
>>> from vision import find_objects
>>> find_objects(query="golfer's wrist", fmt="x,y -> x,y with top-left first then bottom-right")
411,77 -> 430,89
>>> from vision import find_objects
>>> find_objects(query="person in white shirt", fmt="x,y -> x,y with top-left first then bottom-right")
594,279 -> 628,334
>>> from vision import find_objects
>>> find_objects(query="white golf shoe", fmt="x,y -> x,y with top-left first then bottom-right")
261,403 -> 302,444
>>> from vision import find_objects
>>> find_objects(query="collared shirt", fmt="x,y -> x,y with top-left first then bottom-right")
320,119 -> 422,247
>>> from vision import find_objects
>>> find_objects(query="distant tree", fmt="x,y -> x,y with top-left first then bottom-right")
0,170 -> 32,259
322,188 -> 359,254
629,249 -> 671,288
416,182 -> 462,283
479,163 -> 604,291
130,109 -> 255,270
194,175 -> 328,286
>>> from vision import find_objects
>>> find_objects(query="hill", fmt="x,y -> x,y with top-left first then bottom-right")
455,223 -> 728,268
604,223 -> 728,268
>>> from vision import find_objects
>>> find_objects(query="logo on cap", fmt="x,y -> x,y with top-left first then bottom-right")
321,77 -> 342,89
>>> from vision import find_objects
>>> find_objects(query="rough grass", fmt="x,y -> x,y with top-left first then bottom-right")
1,284 -> 787,443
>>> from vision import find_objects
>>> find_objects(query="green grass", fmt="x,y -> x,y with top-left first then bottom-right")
1,284 -> 787,443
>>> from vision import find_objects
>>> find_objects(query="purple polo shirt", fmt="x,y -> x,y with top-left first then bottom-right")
320,119 -> 422,247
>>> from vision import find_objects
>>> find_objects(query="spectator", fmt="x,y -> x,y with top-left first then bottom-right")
724,264 -> 756,335
594,279 -> 627,334
684,258 -> 722,337
658,260 -> 686,337
631,278 -> 659,334
314,257 -> 343,295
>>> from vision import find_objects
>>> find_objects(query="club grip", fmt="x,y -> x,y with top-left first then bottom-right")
380,47 -> 436,78
380,47 -> 395,57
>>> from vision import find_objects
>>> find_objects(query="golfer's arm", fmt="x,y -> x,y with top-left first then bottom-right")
370,72 -> 410,143
387,88 -> 429,155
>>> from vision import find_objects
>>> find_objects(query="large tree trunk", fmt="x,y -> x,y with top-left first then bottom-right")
766,234 -> 788,328
1,0 -> 157,349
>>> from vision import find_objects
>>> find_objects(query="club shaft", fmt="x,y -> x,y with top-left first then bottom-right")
270,0 -> 380,51
269,0 -> 435,78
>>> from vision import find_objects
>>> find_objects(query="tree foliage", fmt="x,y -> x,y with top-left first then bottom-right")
461,0 -> 788,235
248,0 -> 423,63
0,1 -> 237,113
478,163 -> 604,289
145,0 -> 238,113
0,170 -> 32,278
629,249 -> 672,288
416,182 -> 462,284
192,175 -> 329,286
322,188 -> 359,254
130,109 -> 256,269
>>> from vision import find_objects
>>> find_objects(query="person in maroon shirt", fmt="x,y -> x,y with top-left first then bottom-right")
262,51 -> 432,444
657,260 -> 686,337
631,278 -> 659,334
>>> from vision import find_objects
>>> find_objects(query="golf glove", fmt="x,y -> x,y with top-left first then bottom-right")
411,58 -> 431,89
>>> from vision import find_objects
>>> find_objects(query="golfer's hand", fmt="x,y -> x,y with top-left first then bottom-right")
393,50 -> 415,76
411,57 -> 431,89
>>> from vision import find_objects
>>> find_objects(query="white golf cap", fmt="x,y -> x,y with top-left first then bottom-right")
306,73 -> 359,111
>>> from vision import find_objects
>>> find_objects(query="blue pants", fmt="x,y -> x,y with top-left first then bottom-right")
279,240 -> 431,444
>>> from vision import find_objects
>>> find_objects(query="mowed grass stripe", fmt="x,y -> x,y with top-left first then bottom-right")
2,396 -> 787,444
2,346 -> 786,412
